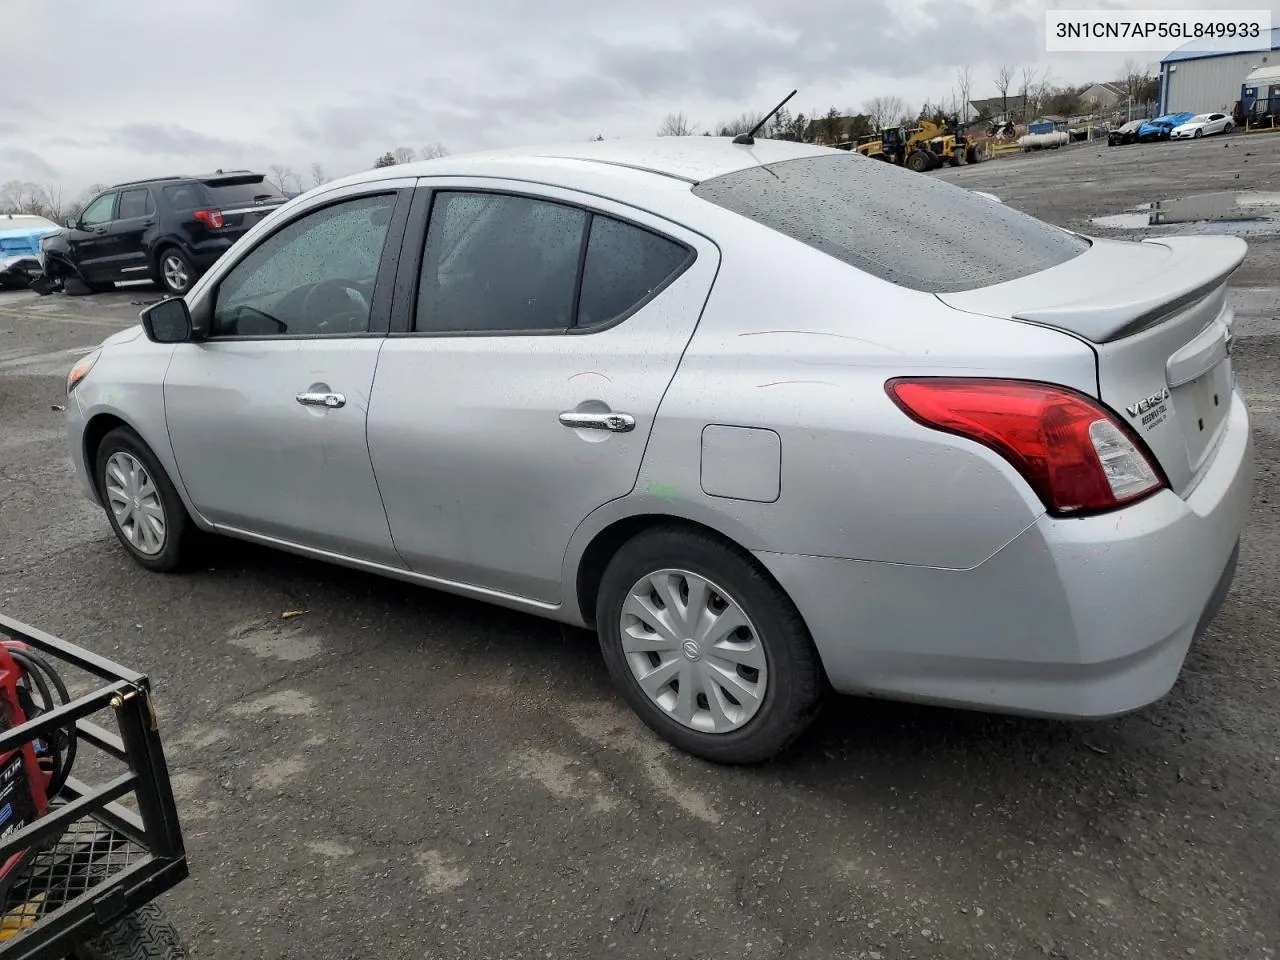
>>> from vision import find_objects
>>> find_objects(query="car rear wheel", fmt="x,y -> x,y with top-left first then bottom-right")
94,426 -> 196,573
596,527 -> 826,764
158,249 -> 195,296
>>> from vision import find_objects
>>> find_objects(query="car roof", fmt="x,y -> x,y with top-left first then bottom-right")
324,137 -> 836,192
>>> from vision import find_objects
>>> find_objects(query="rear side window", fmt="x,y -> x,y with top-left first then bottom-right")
202,177 -> 285,206
691,154 -> 1088,293
163,184 -> 206,210
577,216 -> 689,327
117,188 -> 153,219
417,191 -> 586,333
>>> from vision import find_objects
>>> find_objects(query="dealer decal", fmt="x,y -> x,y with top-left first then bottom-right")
1125,387 -> 1169,431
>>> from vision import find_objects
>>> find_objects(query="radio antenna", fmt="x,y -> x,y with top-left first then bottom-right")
733,89 -> 798,145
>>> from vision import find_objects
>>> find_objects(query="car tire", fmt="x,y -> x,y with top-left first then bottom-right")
1194,129 -> 1203,138
157,248 -> 196,296
94,426 -> 196,573
1224,123 -> 1233,134
595,526 -> 827,765
62,274 -> 93,297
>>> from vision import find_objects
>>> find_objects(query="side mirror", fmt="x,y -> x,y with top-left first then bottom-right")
65,217 -> 79,230
140,297 -> 194,344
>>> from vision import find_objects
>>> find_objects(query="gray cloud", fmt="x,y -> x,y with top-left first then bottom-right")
0,148 -> 57,180
109,123 -> 261,158
0,0 -> 1232,192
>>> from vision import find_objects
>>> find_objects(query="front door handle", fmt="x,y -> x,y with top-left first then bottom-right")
559,411 -> 635,433
296,391 -> 346,409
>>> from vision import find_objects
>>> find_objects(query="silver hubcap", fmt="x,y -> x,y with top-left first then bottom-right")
162,256 -> 188,291
104,452 -> 166,556
620,569 -> 768,734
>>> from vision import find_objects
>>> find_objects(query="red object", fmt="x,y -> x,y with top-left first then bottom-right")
0,641 -> 51,884
885,377 -> 1167,516
192,208 -> 224,229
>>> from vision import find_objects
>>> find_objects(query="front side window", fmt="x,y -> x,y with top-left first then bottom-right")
691,154 -> 1089,294
80,193 -> 116,227
212,193 -> 396,338
416,191 -> 586,333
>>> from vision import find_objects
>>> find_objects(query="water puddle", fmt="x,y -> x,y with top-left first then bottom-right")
1091,192 -> 1280,236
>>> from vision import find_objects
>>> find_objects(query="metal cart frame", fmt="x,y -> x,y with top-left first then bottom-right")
0,613 -> 187,959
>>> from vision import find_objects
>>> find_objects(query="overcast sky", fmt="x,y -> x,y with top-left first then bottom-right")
2,0 -> 1276,198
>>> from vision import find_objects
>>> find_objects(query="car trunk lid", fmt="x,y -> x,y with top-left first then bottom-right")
937,234 -> 1247,496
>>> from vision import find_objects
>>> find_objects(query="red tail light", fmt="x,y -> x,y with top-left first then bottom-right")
192,209 -> 224,229
885,377 -> 1167,516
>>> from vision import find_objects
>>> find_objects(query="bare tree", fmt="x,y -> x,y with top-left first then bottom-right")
392,147 -> 416,165
309,163 -> 327,188
1034,68 -> 1055,117
1020,65 -> 1039,121
955,64 -> 974,121
863,95 -> 907,131
714,111 -> 758,137
995,64 -> 1014,119
658,112 -> 695,137
419,142 -> 449,160
268,165 -> 290,194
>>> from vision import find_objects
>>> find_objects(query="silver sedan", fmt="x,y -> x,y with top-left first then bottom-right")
64,138 -> 1253,763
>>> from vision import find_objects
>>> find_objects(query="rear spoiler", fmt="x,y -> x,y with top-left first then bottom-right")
1011,236 -> 1247,343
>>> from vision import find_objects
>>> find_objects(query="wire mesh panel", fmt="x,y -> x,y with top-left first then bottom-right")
1,816 -> 144,938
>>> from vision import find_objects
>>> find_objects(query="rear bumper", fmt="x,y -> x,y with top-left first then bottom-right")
185,238 -> 234,271
756,391 -> 1254,719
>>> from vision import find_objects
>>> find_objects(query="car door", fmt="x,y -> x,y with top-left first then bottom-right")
367,180 -> 720,604
68,191 -> 118,281
1208,113 -> 1228,134
106,187 -> 155,279
161,180 -> 414,565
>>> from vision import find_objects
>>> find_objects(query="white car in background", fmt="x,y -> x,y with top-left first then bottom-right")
1170,113 -> 1234,139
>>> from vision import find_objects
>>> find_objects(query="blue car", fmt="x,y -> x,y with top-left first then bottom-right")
1137,112 -> 1196,142
0,213 -> 61,289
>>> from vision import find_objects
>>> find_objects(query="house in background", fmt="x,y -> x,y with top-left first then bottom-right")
1081,81 -> 1127,109
968,94 -> 1028,123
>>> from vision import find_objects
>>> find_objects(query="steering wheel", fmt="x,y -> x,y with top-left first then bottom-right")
301,278 -> 370,334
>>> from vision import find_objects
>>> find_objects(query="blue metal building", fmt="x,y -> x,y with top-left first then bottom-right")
1158,27 -> 1280,115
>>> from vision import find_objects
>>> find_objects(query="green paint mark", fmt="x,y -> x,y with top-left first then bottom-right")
644,479 -> 678,503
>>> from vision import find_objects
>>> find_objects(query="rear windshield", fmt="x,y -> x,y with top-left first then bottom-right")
691,154 -> 1089,293
201,177 -> 285,206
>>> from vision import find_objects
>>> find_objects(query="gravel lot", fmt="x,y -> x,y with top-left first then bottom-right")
1,133 -> 1278,960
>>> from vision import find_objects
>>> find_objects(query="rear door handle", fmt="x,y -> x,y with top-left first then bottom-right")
296,391 -> 346,408
559,411 -> 635,433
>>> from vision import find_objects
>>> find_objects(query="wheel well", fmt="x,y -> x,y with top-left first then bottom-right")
82,414 -> 129,499
152,242 -> 178,272
575,514 -> 755,629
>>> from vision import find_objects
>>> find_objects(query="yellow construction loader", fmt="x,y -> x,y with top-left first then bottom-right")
849,119 -> 989,171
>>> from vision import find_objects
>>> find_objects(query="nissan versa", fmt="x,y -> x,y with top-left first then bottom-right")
63,138 -> 1253,764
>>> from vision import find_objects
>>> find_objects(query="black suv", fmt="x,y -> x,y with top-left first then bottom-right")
37,171 -> 288,296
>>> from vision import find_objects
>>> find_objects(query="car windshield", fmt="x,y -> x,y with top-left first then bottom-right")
691,153 -> 1089,294
1188,115 -> 1211,123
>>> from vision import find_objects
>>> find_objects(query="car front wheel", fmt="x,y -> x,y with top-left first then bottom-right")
596,527 -> 826,764
94,426 -> 196,572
